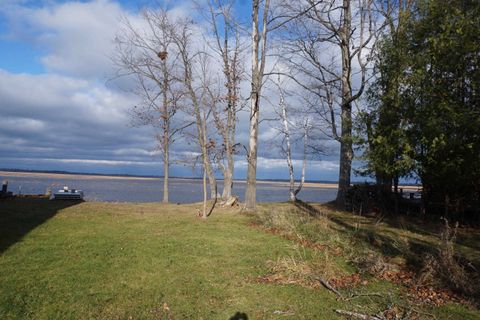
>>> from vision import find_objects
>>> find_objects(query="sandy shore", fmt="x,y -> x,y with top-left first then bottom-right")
233,179 -> 338,189
0,170 -> 418,190
0,170 -> 339,188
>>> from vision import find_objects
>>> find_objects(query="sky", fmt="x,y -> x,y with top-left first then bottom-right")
0,0 -> 345,181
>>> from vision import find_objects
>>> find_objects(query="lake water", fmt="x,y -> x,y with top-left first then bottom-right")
0,174 -> 337,203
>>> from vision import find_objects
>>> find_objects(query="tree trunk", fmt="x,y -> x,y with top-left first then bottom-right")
294,120 -> 308,199
206,160 -> 217,199
203,166 -> 208,218
222,82 -> 237,200
336,0 -> 353,209
245,1 -> 260,211
163,139 -> 169,203
222,161 -> 233,200
280,90 -> 296,202
204,0 -> 240,201
220,108 -> 235,200
245,91 -> 260,210
162,81 -> 169,203
184,62 -> 217,200
336,120 -> 353,208
245,0 -> 269,211
199,107 -> 217,200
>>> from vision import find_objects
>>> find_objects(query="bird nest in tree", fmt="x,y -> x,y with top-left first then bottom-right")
157,51 -> 168,60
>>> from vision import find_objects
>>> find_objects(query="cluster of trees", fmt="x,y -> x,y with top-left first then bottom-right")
114,0 -> 479,218
114,2 -> 242,217
358,0 -> 480,217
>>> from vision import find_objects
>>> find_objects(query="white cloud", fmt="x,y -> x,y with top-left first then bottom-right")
37,0 -> 124,78
56,158 -> 160,166
236,156 -> 338,171
0,0 -> 342,179
112,148 -> 158,156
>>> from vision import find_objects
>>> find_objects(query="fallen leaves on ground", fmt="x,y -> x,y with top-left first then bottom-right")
329,273 -> 365,289
250,221 -> 470,308
378,269 -> 468,306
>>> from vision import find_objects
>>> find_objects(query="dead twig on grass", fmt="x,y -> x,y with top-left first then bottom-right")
312,276 -> 344,299
344,292 -> 384,301
335,309 -> 383,320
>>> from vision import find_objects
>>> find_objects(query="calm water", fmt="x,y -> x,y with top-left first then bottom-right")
0,174 -> 337,203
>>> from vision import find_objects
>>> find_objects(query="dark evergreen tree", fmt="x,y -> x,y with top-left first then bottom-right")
359,0 -> 480,217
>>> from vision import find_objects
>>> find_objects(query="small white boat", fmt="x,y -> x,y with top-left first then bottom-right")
51,186 -> 84,200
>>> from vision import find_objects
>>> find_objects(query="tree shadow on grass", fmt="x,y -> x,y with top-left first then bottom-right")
229,311 -> 248,320
293,200 -> 324,218
0,198 -> 81,254
293,200 -> 442,271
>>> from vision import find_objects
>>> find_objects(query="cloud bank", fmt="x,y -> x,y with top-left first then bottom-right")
0,0 -> 340,181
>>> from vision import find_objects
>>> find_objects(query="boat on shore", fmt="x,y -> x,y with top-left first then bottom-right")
51,186 -> 84,200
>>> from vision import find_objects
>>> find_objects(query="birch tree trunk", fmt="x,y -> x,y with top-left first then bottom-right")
294,120 -> 309,198
279,86 -> 296,201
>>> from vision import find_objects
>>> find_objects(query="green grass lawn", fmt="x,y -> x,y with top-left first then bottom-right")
0,199 -> 479,319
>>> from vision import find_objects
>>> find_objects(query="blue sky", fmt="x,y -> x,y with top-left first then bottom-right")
0,0 -> 344,181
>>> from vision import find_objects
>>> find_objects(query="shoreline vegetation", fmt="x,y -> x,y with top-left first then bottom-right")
0,199 -> 478,319
0,170 -> 420,191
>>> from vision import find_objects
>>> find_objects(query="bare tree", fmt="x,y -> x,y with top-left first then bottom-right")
273,76 -> 309,202
202,0 -> 244,201
280,0 -> 377,208
114,9 -> 186,203
245,0 -> 322,210
169,15 -> 219,201
245,0 -> 271,211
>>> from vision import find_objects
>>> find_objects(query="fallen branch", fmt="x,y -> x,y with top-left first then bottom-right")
344,292 -> 384,301
313,276 -> 343,299
335,309 -> 383,320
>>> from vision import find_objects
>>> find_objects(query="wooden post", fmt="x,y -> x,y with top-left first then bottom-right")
1,180 -> 7,193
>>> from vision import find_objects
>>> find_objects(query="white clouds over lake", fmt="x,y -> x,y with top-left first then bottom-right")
0,0 -> 340,181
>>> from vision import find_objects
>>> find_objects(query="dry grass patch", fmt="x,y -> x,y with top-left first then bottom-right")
251,202 -> 480,318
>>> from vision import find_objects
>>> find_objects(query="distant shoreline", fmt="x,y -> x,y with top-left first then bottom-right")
0,170 -> 419,190
0,170 -> 159,181
0,170 -> 339,189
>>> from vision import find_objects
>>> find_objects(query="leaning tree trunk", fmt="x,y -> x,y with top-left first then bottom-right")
184,63 -> 217,200
293,120 -> 309,199
279,89 -> 296,202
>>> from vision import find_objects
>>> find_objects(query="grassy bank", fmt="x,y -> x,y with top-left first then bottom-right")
0,199 -> 478,319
